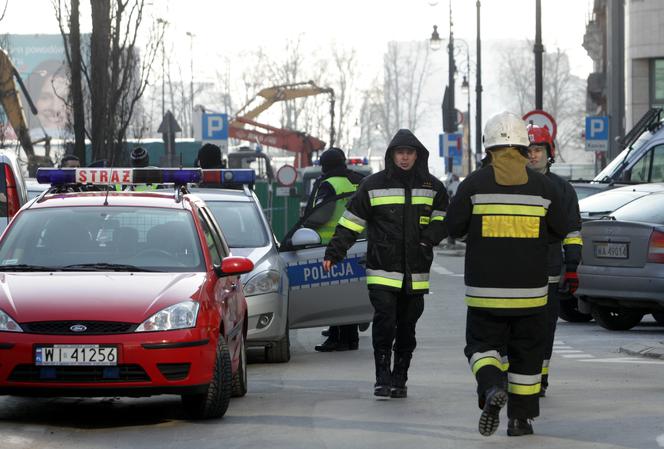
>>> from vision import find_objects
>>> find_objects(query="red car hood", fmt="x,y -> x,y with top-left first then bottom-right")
0,272 -> 207,323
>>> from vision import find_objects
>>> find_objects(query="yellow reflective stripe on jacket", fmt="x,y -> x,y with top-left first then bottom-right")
501,355 -> 509,372
366,269 -> 403,288
411,273 -> 429,290
412,196 -> 434,206
412,187 -> 435,206
338,210 -> 366,233
508,373 -> 542,396
482,215 -> 540,238
473,204 -> 547,217
465,285 -> 548,309
419,216 -> 430,225
471,193 -> 551,208
370,196 -> 405,206
431,210 -> 446,219
469,350 -> 502,375
338,216 -> 364,232
466,296 -> 547,308
366,276 -> 403,288
563,231 -> 583,246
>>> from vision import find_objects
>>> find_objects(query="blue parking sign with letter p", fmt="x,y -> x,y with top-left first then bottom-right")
585,116 -> 609,152
202,113 -> 228,141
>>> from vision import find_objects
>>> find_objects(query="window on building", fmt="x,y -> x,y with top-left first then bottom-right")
650,59 -> 664,109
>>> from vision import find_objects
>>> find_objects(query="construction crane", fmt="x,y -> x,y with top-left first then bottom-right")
0,48 -> 52,176
230,81 -> 335,150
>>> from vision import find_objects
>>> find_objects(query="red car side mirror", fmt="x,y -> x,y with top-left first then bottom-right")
215,256 -> 254,277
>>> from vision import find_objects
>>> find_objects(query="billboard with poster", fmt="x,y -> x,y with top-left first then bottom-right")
3,34 -> 71,140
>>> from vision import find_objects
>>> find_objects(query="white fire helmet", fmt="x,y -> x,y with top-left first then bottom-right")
483,111 -> 530,150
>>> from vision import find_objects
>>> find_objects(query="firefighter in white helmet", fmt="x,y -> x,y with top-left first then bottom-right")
446,111 -> 567,437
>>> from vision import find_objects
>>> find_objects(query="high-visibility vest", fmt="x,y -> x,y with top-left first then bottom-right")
314,176 -> 357,244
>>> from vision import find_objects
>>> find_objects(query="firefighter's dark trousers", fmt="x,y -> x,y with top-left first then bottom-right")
369,289 -> 424,354
542,282 -> 560,389
465,308 -> 546,420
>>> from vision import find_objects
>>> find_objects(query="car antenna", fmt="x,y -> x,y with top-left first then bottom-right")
103,150 -> 118,206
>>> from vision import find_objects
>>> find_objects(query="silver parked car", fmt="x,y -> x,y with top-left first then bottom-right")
579,183 -> 664,222
576,191 -> 664,330
192,172 -> 372,362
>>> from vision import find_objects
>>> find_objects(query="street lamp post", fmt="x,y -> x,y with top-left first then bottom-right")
156,18 -> 169,119
186,31 -> 195,138
476,0 -> 483,165
431,24 -> 473,175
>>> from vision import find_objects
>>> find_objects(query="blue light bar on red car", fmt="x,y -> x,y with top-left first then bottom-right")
201,169 -> 256,185
36,168 -> 201,185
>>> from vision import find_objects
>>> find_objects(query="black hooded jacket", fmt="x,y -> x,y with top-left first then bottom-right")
324,129 -> 449,294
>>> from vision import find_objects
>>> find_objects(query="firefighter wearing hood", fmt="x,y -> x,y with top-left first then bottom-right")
446,112 -> 567,437
324,129 -> 449,399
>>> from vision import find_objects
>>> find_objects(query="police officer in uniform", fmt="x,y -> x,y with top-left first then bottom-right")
446,112 -> 567,436
324,129 -> 448,399
309,147 -> 365,352
526,124 -> 582,398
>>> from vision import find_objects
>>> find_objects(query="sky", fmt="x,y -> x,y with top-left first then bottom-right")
2,0 -> 594,78
1,0 -> 595,175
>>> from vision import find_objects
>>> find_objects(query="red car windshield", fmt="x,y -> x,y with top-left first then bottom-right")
0,207 -> 205,272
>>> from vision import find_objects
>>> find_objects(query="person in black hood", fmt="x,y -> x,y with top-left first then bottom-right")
324,129 -> 449,399
305,147 -> 367,353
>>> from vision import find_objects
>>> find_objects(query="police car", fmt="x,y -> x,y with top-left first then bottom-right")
192,169 -> 372,362
0,168 -> 252,419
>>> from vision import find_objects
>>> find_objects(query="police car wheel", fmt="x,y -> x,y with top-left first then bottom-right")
182,337 -> 232,419
265,330 -> 290,363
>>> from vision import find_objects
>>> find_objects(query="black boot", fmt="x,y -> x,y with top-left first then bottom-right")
478,386 -> 507,436
373,350 -> 392,398
390,352 -> 412,398
507,418 -> 534,436
315,327 -> 341,352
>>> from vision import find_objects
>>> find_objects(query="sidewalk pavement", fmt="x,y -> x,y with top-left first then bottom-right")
435,240 -> 466,257
619,341 -> 664,359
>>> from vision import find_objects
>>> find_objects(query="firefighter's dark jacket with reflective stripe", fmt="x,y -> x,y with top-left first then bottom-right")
324,129 -> 449,294
546,170 -> 582,277
446,164 -> 567,315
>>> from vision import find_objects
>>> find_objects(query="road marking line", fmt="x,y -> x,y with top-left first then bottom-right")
553,345 -> 573,349
554,349 -> 583,353
561,354 -> 594,358
656,433 -> 664,447
430,264 -> 463,276
578,357 -> 664,365
553,340 -> 566,345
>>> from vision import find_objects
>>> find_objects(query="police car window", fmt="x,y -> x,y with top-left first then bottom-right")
206,201 -> 268,248
197,210 -> 223,265
0,207 -> 204,272
650,145 -> 664,182
630,150 -> 652,183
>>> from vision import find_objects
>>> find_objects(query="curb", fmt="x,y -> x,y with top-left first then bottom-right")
618,342 -> 664,360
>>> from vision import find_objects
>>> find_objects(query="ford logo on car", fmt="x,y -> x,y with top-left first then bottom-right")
70,324 -> 87,332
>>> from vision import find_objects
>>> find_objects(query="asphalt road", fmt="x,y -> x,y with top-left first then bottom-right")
1,252 -> 664,449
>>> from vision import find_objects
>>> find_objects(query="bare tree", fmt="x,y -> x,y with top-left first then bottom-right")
55,0 -> 162,163
326,44 -> 357,149
500,42 -> 585,162
375,40 -> 432,144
